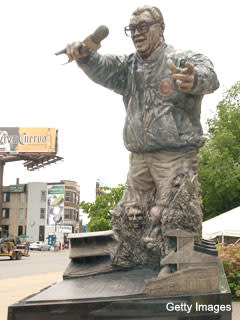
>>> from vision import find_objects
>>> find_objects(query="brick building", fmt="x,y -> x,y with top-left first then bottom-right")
1,183 -> 28,238
1,179 -> 80,243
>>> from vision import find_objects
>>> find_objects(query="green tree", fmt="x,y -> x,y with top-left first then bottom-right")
198,81 -> 240,220
79,184 -> 125,231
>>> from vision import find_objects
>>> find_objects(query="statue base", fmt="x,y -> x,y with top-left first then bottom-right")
8,262 -> 232,320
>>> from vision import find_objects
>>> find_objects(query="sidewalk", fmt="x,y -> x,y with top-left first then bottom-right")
232,302 -> 240,319
0,271 -> 62,320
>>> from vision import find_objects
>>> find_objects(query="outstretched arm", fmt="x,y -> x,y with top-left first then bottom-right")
64,42 -> 128,96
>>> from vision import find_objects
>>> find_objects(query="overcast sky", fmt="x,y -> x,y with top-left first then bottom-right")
0,0 -> 239,202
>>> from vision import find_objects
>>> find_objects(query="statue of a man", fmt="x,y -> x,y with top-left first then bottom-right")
65,5 -> 219,270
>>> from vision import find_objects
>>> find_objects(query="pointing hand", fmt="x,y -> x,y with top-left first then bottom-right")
167,59 -> 194,92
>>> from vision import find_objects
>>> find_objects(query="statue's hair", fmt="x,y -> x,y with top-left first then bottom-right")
132,5 -> 165,34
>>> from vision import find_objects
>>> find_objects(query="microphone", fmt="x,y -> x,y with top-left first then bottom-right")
84,25 -> 109,51
55,25 -> 109,57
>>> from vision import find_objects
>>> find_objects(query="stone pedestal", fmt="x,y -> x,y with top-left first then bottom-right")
8,262 -> 232,320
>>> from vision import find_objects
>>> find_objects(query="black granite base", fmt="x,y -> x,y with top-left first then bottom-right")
8,265 -> 232,320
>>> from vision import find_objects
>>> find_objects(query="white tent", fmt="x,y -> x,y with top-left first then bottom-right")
202,206 -> 240,240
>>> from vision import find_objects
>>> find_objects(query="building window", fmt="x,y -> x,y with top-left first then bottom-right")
65,191 -> 71,202
40,208 -> 45,219
20,193 -> 25,203
64,209 -> 71,219
3,192 -> 10,202
18,225 -> 23,236
2,208 -> 9,219
1,225 -> 9,237
41,191 -> 46,201
39,226 -> 45,241
18,208 -> 24,220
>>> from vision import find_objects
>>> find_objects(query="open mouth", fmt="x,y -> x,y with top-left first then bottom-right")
133,37 -> 146,44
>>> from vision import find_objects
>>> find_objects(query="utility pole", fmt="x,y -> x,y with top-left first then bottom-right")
0,161 -> 4,234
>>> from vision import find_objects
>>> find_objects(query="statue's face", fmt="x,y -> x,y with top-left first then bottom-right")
127,207 -> 144,229
130,10 -> 162,59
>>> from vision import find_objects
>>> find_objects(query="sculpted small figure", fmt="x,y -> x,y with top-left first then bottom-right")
64,5 -> 219,270
126,206 -> 145,230
143,206 -> 162,250
110,204 -> 149,268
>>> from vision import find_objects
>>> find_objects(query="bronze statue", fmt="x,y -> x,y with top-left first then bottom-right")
59,5 -> 219,273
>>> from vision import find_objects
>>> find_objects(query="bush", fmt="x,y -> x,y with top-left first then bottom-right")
217,243 -> 240,300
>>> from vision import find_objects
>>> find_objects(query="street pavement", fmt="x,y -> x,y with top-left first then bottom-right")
0,249 -> 239,319
0,248 -> 70,279
0,249 -> 69,320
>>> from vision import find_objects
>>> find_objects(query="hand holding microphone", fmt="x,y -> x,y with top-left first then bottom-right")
55,25 -> 109,63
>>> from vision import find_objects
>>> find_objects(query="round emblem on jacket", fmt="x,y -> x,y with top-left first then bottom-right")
159,78 -> 174,96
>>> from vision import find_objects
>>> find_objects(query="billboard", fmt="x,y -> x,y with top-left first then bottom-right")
0,127 -> 57,153
47,184 -> 65,226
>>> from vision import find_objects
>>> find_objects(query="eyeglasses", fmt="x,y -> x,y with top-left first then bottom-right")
124,20 -> 161,37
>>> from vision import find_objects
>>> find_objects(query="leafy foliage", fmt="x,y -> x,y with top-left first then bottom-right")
218,243 -> 240,300
198,82 -> 240,220
79,184 -> 125,232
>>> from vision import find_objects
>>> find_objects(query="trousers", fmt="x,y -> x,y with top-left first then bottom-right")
120,148 -> 198,208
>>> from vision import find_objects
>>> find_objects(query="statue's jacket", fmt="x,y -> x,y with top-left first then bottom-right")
77,42 -> 219,153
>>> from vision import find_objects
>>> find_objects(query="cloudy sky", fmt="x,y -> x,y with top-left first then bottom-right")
0,0 -> 239,202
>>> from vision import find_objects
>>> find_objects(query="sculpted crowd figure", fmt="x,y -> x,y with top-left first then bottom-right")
66,5 -> 219,272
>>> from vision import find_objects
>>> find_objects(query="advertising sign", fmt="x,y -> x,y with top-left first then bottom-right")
0,127 -> 57,153
59,225 -> 72,233
8,184 -> 26,193
47,184 -> 65,226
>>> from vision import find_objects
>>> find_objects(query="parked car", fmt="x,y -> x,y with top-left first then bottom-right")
29,241 -> 50,251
